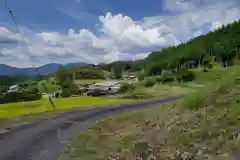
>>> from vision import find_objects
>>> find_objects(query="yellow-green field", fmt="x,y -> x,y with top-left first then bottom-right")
74,79 -> 105,85
0,97 -> 131,118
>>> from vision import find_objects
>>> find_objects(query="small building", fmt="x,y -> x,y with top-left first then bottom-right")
122,72 -> 138,81
8,84 -> 21,92
87,80 -> 121,96
183,61 -> 197,69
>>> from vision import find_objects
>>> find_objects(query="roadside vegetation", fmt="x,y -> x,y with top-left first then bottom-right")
60,20 -> 240,159
61,76 -> 240,160
0,20 -> 239,158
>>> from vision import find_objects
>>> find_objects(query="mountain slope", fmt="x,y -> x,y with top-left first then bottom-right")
0,63 -> 90,76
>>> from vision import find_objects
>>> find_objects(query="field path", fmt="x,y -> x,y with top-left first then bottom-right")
0,96 -> 181,160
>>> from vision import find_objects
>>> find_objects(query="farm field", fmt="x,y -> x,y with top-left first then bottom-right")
0,96 -> 131,118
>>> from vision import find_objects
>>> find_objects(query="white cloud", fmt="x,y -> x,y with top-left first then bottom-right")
0,0 -> 240,67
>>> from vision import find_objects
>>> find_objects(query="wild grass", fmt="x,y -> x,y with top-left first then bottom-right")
61,76 -> 240,160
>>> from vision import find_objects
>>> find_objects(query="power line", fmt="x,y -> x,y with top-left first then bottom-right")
4,0 -> 56,108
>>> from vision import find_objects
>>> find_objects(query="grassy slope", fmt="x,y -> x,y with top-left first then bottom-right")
61,67 -> 240,160
135,84 -> 192,98
191,66 -> 240,84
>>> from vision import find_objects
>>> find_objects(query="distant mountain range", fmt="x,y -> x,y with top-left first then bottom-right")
0,63 -> 91,76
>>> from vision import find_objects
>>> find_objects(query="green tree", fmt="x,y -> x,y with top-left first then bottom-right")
55,67 -> 72,86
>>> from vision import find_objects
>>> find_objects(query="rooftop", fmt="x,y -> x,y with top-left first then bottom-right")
92,80 -> 120,87
88,80 -> 120,90
9,84 -> 19,89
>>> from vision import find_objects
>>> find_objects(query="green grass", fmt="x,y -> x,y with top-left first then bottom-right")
191,65 -> 240,84
74,79 -> 105,85
0,97 -> 131,118
61,75 -> 240,160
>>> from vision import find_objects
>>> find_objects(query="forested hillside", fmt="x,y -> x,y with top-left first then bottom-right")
97,20 -> 240,75
145,20 -> 240,69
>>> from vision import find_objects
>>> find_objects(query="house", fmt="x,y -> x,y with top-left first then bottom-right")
183,61 -> 197,69
8,84 -> 21,92
87,80 -> 122,96
122,72 -> 138,82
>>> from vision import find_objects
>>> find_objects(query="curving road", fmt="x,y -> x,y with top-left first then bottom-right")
0,96 -> 181,160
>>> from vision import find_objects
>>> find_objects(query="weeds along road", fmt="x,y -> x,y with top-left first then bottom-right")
0,96 -> 181,160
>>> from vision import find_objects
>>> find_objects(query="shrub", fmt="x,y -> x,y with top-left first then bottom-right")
207,63 -> 213,69
182,77 -> 237,110
0,92 -> 42,104
202,68 -> 208,72
137,73 -> 145,81
235,77 -> 240,85
181,89 -> 205,110
61,88 -> 72,98
175,69 -> 196,82
156,75 -> 174,83
122,91 -> 153,99
61,86 -> 79,98
143,78 -> 156,87
119,83 -> 136,93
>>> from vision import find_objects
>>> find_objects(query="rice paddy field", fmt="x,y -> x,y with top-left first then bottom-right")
0,97 -> 131,118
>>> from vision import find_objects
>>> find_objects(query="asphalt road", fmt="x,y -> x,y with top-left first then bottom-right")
0,96 -> 181,160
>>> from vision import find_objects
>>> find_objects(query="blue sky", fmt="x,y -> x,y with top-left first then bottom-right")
0,0 -> 240,67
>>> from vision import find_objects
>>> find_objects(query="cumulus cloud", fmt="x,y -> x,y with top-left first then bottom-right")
0,0 -> 240,67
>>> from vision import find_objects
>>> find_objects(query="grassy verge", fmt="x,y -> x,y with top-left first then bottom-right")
118,82 -> 196,100
191,66 -> 240,84
61,77 -> 240,160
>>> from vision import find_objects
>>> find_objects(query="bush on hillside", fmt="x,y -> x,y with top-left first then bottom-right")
156,75 -> 174,83
119,83 -> 136,93
137,73 -> 145,81
181,77 -> 239,110
26,86 -> 39,94
202,68 -> 208,72
61,89 -> 72,98
61,85 -> 79,98
175,69 -> 196,82
181,89 -> 205,110
143,78 -> 156,87
122,91 -> 153,99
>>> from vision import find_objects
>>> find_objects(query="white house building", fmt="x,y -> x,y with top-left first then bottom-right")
8,84 -> 21,92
